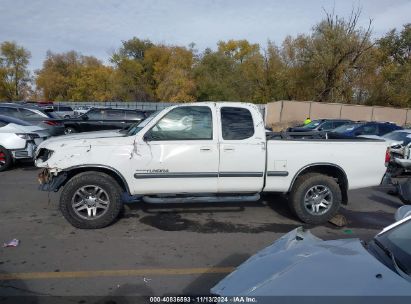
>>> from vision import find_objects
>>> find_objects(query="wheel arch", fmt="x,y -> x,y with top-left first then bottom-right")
62,165 -> 131,194
288,163 -> 349,205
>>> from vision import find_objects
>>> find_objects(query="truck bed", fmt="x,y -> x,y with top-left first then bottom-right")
264,131 -> 387,192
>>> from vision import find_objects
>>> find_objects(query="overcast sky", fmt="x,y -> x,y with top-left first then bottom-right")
1,0 -> 410,71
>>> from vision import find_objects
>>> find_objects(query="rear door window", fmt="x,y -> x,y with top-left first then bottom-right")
221,107 -> 254,140
86,109 -> 105,120
319,121 -> 334,131
106,109 -> 125,120
19,108 -> 46,119
0,107 -> 20,118
125,111 -> 145,120
361,124 -> 378,135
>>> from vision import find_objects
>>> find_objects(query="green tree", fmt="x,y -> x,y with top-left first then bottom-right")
194,49 -> 239,101
364,24 -> 411,107
281,10 -> 374,103
0,41 -> 31,101
110,37 -> 155,101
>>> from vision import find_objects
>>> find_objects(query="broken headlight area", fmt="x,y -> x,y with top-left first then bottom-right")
38,168 -> 53,185
38,169 -> 67,192
36,148 -> 54,162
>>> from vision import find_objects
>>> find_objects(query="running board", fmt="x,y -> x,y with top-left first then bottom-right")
142,194 -> 260,204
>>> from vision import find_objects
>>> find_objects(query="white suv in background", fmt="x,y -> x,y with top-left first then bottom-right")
53,105 -> 75,118
0,115 -> 49,171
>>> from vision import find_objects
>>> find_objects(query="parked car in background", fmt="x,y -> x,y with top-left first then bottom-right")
0,115 -> 49,171
53,105 -> 75,118
287,119 -> 352,132
22,101 -> 54,110
63,108 -> 146,134
0,103 -> 65,136
212,205 -> 411,299
73,105 -> 92,116
333,121 -> 402,137
361,129 -> 411,146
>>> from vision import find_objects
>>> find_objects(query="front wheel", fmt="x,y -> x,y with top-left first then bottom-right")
60,171 -> 123,229
289,173 -> 341,224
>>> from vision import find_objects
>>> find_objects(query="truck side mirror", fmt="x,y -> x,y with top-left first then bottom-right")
81,114 -> 89,121
143,132 -> 152,142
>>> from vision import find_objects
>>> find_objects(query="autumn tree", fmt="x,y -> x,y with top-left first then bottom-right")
36,51 -> 115,101
146,45 -> 196,102
0,41 -> 31,101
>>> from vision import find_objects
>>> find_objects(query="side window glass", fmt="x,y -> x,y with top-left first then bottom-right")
0,107 -> 19,118
320,122 -> 333,130
87,109 -> 105,120
19,108 -> 45,119
148,106 -> 212,140
106,109 -> 125,119
362,125 -> 378,135
126,111 -> 145,120
221,107 -> 254,140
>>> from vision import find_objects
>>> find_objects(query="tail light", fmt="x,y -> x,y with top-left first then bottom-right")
385,147 -> 391,166
43,120 -> 62,126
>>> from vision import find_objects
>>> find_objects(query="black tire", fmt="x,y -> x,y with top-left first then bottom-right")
0,146 -> 13,172
60,171 -> 123,229
289,173 -> 341,224
64,127 -> 77,134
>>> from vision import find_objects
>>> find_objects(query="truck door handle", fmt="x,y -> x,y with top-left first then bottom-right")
200,146 -> 212,152
224,147 -> 235,151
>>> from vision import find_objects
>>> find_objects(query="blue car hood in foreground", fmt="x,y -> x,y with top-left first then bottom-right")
211,227 -> 411,297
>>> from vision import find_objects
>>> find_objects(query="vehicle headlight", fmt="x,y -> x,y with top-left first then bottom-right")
36,148 -> 54,162
16,133 -> 40,140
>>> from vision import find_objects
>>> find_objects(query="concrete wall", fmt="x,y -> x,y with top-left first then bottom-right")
266,100 -> 410,127
310,102 -> 341,119
372,107 -> 407,125
280,100 -> 310,122
340,104 -> 373,121
265,101 -> 282,125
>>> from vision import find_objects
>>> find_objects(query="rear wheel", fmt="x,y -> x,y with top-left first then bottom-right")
289,173 -> 341,224
0,146 -> 12,172
60,171 -> 123,229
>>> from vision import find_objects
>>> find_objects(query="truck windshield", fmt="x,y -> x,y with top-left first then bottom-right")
126,111 -> 160,136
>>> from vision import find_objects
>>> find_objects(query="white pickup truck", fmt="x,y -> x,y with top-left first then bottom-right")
35,102 -> 388,229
